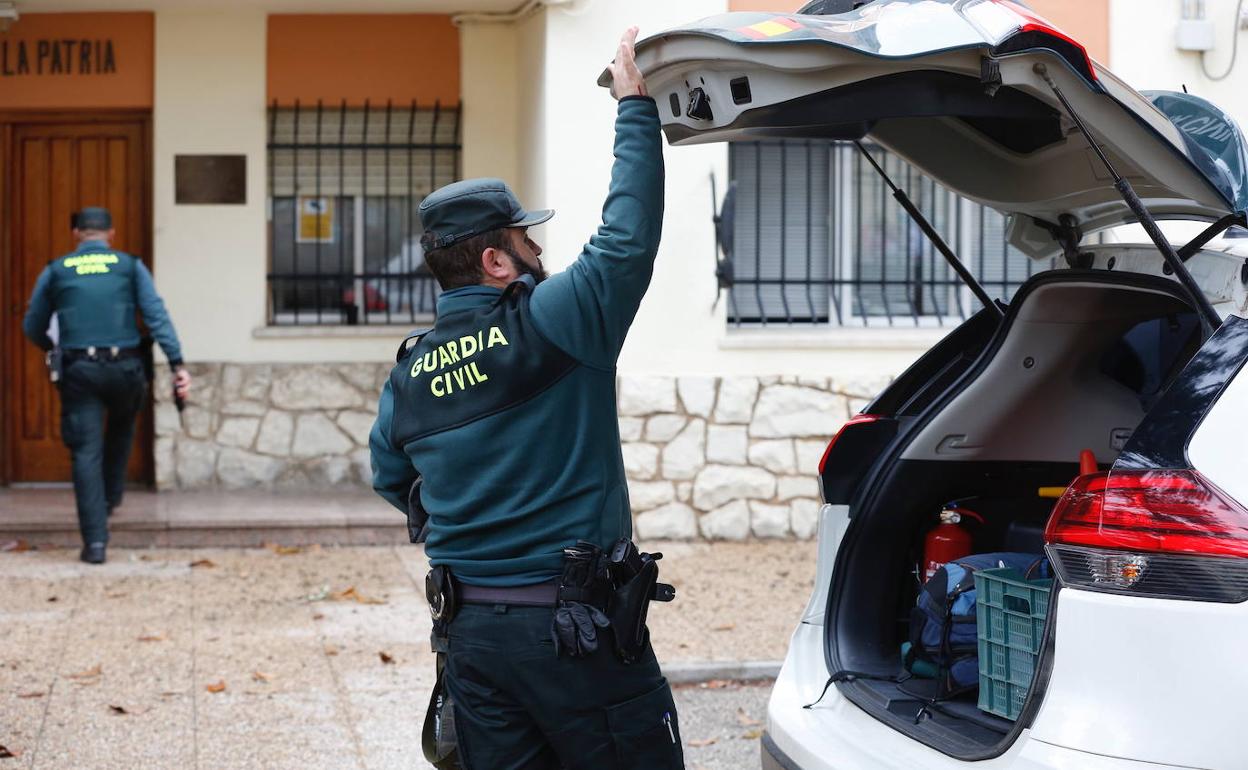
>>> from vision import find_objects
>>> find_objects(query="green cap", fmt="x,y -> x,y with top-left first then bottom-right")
72,207 -> 112,230
418,178 -> 553,250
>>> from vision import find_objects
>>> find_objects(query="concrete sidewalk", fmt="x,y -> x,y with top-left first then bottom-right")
0,540 -> 817,769
0,489 -> 406,548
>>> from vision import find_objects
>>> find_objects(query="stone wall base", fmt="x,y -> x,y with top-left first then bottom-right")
155,365 -> 893,540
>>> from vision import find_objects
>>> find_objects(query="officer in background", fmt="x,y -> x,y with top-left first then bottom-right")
23,207 -> 191,565
370,28 -> 682,769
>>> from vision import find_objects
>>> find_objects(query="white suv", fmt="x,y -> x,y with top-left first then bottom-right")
614,1 -> 1248,768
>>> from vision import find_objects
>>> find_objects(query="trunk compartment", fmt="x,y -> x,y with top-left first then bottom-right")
825,271 -> 1204,758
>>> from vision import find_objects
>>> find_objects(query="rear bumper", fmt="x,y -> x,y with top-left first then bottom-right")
767,620 -> 1203,770
761,732 -> 799,770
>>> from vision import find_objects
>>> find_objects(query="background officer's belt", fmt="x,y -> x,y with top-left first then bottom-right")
459,579 -> 559,607
63,346 -> 142,362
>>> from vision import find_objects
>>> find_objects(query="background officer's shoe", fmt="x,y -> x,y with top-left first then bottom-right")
80,543 -> 107,564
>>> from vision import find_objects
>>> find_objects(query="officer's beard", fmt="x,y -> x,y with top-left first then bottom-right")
503,247 -> 548,286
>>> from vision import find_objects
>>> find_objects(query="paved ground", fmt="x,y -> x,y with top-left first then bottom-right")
0,540 -> 816,769
674,681 -> 772,770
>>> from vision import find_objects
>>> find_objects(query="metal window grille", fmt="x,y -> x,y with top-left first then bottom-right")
266,99 -> 462,325
728,140 -> 1059,327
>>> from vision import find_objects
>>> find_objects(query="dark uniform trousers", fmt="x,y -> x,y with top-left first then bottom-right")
445,604 -> 684,770
59,356 -> 148,544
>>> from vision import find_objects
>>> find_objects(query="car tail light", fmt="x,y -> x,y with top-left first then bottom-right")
960,0 -> 1099,84
1046,470 -> 1248,602
818,414 -> 881,475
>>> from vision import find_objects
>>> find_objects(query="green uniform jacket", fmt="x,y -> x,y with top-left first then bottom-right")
370,97 -> 664,586
22,240 -> 184,365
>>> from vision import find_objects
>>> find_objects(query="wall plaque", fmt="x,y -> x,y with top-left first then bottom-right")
175,155 -> 247,205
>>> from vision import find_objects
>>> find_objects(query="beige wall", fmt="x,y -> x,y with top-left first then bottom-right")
460,22 -> 520,184
514,10 -> 548,238
153,10 -> 410,363
152,10 -> 269,363
1109,0 -> 1248,115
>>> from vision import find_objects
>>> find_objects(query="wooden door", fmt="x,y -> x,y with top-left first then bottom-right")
3,117 -> 152,484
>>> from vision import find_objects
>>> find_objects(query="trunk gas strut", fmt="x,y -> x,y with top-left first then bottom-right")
1033,62 -> 1223,333
852,141 -> 1005,318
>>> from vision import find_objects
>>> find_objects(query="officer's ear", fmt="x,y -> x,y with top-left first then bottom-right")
480,246 -> 516,284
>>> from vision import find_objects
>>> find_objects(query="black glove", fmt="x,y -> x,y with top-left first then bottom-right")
551,601 -> 610,658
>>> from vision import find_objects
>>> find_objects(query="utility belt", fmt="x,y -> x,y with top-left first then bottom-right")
46,346 -> 143,384
62,346 -> 143,363
425,539 -> 675,661
420,539 -> 676,769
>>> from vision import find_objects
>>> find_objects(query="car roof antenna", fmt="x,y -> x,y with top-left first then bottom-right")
852,141 -> 1004,318
1033,62 -> 1222,334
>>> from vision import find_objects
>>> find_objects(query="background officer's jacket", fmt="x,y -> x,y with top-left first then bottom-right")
22,239 -> 184,365
370,98 -> 663,587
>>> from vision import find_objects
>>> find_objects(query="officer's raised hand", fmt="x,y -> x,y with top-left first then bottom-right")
608,26 -> 647,100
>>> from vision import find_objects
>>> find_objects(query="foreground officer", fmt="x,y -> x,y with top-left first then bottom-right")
22,207 -> 191,565
370,28 -> 682,770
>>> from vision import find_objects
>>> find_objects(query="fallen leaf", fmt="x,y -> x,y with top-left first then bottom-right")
205,680 -> 226,693
138,632 -> 167,643
700,679 -> 731,689
712,623 -> 736,632
329,586 -> 386,605
311,613 -> 325,620
735,708 -> 761,727
65,664 -> 102,680
379,652 -> 395,665
0,539 -> 31,552
251,671 -> 272,683
741,729 -> 764,740
17,691 -> 44,699
689,738 -> 717,747
323,645 -> 340,656
305,585 -> 330,602
189,559 -> 216,569
46,596 -> 58,603
108,705 -> 128,715
264,543 -> 304,555
0,744 -> 18,758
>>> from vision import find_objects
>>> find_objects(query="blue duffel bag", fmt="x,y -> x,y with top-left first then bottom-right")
903,552 -> 1049,698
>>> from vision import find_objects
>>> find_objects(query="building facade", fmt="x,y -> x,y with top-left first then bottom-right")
2,0 -> 1244,540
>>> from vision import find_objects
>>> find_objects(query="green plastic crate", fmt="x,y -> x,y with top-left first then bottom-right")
974,567 -> 1052,721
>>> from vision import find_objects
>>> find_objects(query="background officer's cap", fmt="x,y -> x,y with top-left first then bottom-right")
72,207 -> 112,231
418,178 -> 553,250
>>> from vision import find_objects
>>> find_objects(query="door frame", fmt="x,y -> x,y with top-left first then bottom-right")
0,109 -> 154,486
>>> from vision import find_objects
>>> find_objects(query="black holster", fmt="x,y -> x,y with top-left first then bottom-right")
45,347 -> 63,385
604,539 -> 676,664
423,565 -> 461,769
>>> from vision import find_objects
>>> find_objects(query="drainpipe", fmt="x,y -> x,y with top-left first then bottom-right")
452,0 -> 580,26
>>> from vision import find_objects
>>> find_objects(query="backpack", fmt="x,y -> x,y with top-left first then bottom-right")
903,552 -> 1049,699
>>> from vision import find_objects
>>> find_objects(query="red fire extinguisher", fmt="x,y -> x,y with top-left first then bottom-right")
923,505 -> 984,582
